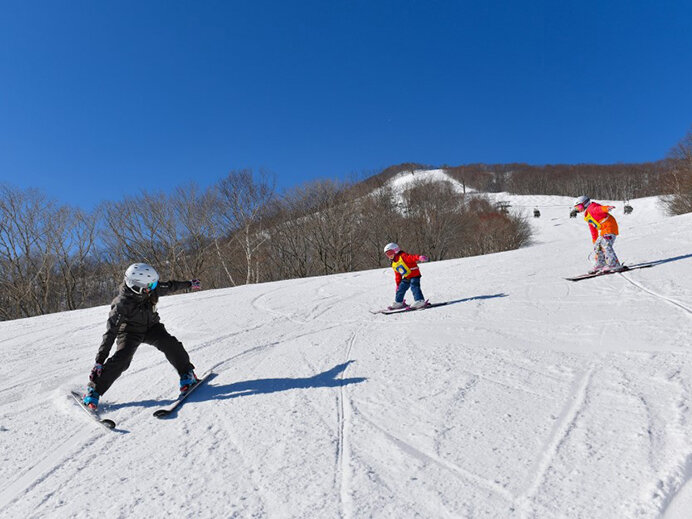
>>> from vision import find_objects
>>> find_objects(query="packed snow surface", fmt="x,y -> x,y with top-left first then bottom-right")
1,185 -> 692,518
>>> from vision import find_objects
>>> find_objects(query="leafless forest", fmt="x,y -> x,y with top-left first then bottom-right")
1,129 -> 690,321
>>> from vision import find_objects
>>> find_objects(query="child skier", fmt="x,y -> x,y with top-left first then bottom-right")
573,196 -> 623,273
83,263 -> 202,410
384,242 -> 429,309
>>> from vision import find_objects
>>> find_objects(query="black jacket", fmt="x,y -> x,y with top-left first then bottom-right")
96,280 -> 192,364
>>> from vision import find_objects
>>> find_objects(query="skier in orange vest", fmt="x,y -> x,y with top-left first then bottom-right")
573,196 -> 623,273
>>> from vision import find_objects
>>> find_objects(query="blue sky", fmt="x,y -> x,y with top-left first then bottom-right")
1,0 -> 691,208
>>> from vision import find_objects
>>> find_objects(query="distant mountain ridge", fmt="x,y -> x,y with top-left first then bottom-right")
359,160 -> 671,201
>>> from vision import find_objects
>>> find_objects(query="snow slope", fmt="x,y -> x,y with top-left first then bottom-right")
389,168 -> 469,194
1,193 -> 692,519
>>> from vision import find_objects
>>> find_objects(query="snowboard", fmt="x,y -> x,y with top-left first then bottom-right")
153,370 -> 214,418
71,390 -> 116,430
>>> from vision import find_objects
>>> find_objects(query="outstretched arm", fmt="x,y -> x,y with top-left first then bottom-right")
157,279 -> 201,296
402,252 -> 428,263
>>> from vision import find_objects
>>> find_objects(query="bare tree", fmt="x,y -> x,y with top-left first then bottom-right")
294,181 -> 358,275
171,184 -> 215,279
356,185 -> 404,268
52,206 -> 99,311
214,169 -> 276,285
264,180 -> 354,279
0,185 -> 60,318
100,190 -> 200,279
662,128 -> 692,215
264,196 -> 312,280
460,197 -> 532,256
400,179 -> 468,260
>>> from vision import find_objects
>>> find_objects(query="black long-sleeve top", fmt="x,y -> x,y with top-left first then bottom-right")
96,280 -> 192,364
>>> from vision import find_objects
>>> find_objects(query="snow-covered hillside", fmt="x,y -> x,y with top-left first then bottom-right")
1,190 -> 692,518
380,168 -> 470,209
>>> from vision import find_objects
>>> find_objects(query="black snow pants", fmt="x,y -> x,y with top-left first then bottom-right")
93,323 -> 194,395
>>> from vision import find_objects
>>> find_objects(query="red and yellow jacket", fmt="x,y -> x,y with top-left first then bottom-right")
584,203 -> 619,242
390,252 -> 424,286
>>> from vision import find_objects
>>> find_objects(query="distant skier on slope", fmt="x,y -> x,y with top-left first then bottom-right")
384,242 -> 430,310
82,263 -> 202,410
573,196 -> 623,274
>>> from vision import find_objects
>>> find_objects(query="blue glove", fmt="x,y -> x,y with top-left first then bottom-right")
190,279 -> 201,291
89,363 -> 103,382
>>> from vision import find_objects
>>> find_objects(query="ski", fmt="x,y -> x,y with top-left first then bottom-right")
153,371 -> 214,419
566,266 -> 630,281
70,391 -> 116,430
371,301 -> 449,315
371,305 -> 409,314
565,263 -> 654,281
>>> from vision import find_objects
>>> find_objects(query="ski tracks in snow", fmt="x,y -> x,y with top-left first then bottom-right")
2,368 -> 207,512
626,364 -> 692,518
335,326 -> 360,519
249,277 -> 370,517
619,272 -> 692,316
0,416 -> 112,512
514,365 -> 595,517
354,404 -> 515,505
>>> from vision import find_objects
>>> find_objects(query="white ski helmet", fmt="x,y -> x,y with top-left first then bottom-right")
124,263 -> 159,294
574,195 -> 591,209
384,242 -> 401,255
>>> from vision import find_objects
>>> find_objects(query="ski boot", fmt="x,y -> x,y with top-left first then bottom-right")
179,370 -> 200,393
388,301 -> 406,310
83,386 -> 100,410
410,299 -> 428,309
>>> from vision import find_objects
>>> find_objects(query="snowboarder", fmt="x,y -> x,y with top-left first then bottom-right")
384,242 -> 429,310
82,263 -> 202,410
573,196 -> 623,274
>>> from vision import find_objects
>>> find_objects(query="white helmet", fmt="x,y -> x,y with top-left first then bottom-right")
574,195 -> 591,209
384,242 -> 401,255
124,263 -> 159,294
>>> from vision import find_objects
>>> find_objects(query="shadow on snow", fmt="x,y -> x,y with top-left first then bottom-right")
443,293 -> 508,305
106,361 -> 365,410
206,360 -> 366,401
630,253 -> 692,268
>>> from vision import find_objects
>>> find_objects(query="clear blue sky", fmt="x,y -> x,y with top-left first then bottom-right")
1,0 -> 691,208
